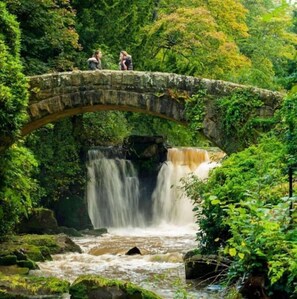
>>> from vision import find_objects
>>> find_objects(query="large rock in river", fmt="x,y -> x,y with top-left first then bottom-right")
70,275 -> 162,299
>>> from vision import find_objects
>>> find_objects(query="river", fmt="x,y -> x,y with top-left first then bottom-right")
32,147 -> 223,298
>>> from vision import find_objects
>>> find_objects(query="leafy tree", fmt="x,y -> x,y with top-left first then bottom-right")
0,1 -> 28,149
225,197 -> 297,297
184,135 -> 286,253
277,93 -> 297,167
0,145 -> 38,236
237,0 -> 297,89
138,0 -> 250,78
82,111 -> 131,146
5,0 -> 81,75
71,0 -> 156,69
25,119 -> 85,205
0,1 -> 38,236
126,112 -> 209,147
183,91 -> 297,297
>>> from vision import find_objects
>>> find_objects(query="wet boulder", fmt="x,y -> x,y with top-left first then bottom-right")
184,252 -> 230,280
80,228 -> 108,236
58,226 -> 83,237
125,246 -> 142,255
70,275 -> 162,299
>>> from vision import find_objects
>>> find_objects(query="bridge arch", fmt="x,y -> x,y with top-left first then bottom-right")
24,70 -> 284,154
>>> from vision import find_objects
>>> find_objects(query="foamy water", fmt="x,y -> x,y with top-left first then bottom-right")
32,225 -> 220,298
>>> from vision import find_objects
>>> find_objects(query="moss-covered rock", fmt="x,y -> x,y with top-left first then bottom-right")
17,208 -> 59,235
0,234 -> 82,273
16,259 -> 38,270
0,274 -> 69,298
0,266 -> 29,276
0,256 -> 17,266
70,275 -> 162,299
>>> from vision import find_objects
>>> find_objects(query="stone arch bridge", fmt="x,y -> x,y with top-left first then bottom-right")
24,70 -> 284,154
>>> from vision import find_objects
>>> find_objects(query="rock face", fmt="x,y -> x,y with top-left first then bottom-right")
53,194 -> 93,231
124,135 -> 168,221
16,70 -> 284,154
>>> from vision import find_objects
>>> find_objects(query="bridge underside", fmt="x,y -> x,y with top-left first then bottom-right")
22,104 -> 185,136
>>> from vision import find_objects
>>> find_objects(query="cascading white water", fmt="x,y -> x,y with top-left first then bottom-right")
87,147 -> 219,229
152,148 -> 217,225
87,149 -> 145,228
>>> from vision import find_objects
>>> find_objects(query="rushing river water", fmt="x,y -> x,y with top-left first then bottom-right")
33,226 -> 221,298
32,147 -> 223,298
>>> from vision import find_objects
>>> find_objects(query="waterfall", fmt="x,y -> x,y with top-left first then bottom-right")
152,148 -> 217,225
86,147 -> 219,229
86,149 -> 145,228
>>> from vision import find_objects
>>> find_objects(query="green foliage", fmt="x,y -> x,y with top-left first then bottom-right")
183,135 -> 286,254
0,1 -> 28,148
224,198 -> 297,297
25,118 -> 85,204
126,112 -> 208,147
185,90 -> 207,132
139,0 -> 249,78
237,0 -> 297,89
0,145 -> 38,237
5,0 -> 80,75
72,0 -> 156,69
183,92 -> 297,296
82,111 -> 131,146
278,93 -> 297,167
216,90 -> 268,149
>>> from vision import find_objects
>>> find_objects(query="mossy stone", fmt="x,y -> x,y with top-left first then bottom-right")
0,274 -> 70,298
17,208 -> 59,234
70,274 -> 162,299
0,265 -> 29,276
16,260 -> 38,270
0,256 -> 17,266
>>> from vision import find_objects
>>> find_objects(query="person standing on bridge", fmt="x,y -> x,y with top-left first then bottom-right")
119,50 -> 133,70
88,50 -> 102,70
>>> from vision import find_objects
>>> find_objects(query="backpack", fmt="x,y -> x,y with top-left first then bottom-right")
125,56 -> 133,70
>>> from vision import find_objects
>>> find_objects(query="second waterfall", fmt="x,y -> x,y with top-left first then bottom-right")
86,147 -> 217,229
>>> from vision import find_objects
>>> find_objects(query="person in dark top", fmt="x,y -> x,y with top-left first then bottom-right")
119,50 -> 133,70
88,50 -> 102,70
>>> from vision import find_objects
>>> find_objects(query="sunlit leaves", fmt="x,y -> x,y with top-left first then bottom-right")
142,3 -> 250,78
